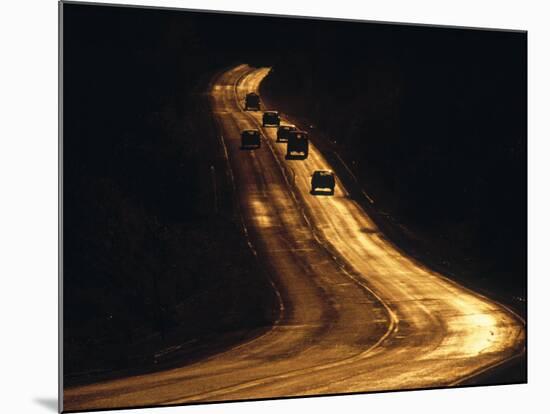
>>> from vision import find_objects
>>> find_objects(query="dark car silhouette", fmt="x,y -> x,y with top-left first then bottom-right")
276,124 -> 297,142
311,170 -> 335,195
241,129 -> 261,149
286,130 -> 309,159
244,92 -> 260,111
262,111 -> 280,127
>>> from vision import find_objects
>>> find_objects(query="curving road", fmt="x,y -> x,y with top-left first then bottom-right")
63,64 -> 525,412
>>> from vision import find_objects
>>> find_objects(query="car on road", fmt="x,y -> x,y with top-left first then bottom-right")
244,92 -> 261,111
241,129 -> 261,148
286,130 -> 309,159
276,124 -> 297,142
262,111 -> 281,127
311,170 -> 336,195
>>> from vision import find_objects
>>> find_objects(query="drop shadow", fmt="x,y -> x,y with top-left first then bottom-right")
33,397 -> 58,412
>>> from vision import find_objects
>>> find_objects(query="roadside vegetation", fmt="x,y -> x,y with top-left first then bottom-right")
63,5 -> 277,383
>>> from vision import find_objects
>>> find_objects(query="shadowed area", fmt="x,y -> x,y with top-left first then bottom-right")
63,65 -> 525,412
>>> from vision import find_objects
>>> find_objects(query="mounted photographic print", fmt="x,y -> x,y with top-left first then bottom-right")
60,1 -> 527,412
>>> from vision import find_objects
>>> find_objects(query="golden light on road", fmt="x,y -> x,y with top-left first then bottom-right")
63,64 -> 525,411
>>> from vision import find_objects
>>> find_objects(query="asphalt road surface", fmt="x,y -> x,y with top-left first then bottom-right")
63,64 -> 525,411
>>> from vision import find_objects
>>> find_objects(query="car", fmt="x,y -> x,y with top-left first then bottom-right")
241,129 -> 261,148
244,92 -> 260,111
262,111 -> 281,127
311,170 -> 336,195
286,130 -> 309,159
276,124 -> 297,142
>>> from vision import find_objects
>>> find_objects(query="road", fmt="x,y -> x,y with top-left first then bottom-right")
63,64 -> 525,412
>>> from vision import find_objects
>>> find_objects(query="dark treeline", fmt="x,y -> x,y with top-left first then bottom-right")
261,21 -> 526,301
63,5 -> 278,379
